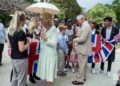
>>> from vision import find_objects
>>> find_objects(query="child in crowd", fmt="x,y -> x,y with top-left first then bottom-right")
57,24 -> 68,76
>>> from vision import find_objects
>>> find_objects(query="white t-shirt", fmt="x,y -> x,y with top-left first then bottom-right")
92,29 -> 95,34
65,28 -> 73,36
65,28 -> 73,43
64,35 -> 69,42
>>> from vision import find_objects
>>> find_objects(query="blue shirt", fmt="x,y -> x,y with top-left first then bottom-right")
0,23 -> 6,43
57,33 -> 68,54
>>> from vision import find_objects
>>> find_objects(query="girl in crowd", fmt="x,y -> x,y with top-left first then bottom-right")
37,13 -> 58,86
27,17 -> 40,83
7,11 -> 31,86
89,20 -> 100,74
69,23 -> 79,73
64,20 -> 74,70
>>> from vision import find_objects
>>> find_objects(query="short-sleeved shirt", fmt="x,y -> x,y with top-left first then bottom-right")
8,30 -> 28,59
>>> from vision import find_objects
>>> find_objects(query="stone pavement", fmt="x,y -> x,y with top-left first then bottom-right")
0,44 -> 120,86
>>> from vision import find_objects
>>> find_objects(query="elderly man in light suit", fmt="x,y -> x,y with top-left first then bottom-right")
72,15 -> 92,85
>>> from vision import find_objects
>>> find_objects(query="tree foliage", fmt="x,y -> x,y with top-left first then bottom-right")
112,0 -> 120,23
0,12 -> 12,27
25,0 -> 35,3
87,3 -> 116,24
50,0 -> 82,20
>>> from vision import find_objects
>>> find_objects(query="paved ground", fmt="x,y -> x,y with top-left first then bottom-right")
0,44 -> 120,86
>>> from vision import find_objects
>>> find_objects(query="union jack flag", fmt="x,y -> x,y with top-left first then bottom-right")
88,34 -> 114,63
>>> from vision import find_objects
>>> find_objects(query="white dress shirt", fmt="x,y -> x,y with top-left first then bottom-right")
106,27 -> 112,40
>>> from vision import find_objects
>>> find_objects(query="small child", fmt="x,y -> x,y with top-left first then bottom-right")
57,24 -> 68,76
68,25 -> 79,73
69,43 -> 78,73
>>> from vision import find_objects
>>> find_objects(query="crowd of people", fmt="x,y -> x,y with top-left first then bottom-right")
0,11 -> 120,86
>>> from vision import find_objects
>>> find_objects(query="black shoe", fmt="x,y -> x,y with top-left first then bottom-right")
72,80 -> 84,85
29,76 -> 36,83
33,75 -> 40,80
33,73 -> 40,80
84,79 -> 86,81
0,63 -> 2,66
116,80 -> 120,86
67,65 -> 72,69
57,72 -> 67,77
62,72 -> 67,76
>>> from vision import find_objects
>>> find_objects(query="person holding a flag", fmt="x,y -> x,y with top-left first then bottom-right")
101,16 -> 119,77
89,20 -> 100,74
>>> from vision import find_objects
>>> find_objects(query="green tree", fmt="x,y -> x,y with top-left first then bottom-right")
0,12 -> 12,27
87,3 -> 116,24
25,0 -> 35,3
105,4 -> 113,9
112,0 -> 120,23
24,0 -> 82,19
50,0 -> 82,19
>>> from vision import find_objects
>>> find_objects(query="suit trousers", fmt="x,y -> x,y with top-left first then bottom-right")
11,59 -> 28,86
100,60 -> 112,72
76,54 -> 88,82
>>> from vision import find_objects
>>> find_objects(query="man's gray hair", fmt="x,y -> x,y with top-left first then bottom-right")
77,15 -> 85,20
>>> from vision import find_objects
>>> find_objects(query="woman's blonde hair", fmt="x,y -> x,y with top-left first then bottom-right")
42,12 -> 53,27
8,11 -> 25,36
28,17 -> 37,34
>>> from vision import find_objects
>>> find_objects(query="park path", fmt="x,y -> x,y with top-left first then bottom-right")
0,44 -> 120,86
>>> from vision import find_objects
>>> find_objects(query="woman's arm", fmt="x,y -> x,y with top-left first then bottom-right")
41,29 -> 57,47
18,30 -> 32,52
45,31 -> 57,47
7,40 -> 11,48
18,39 -> 31,53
